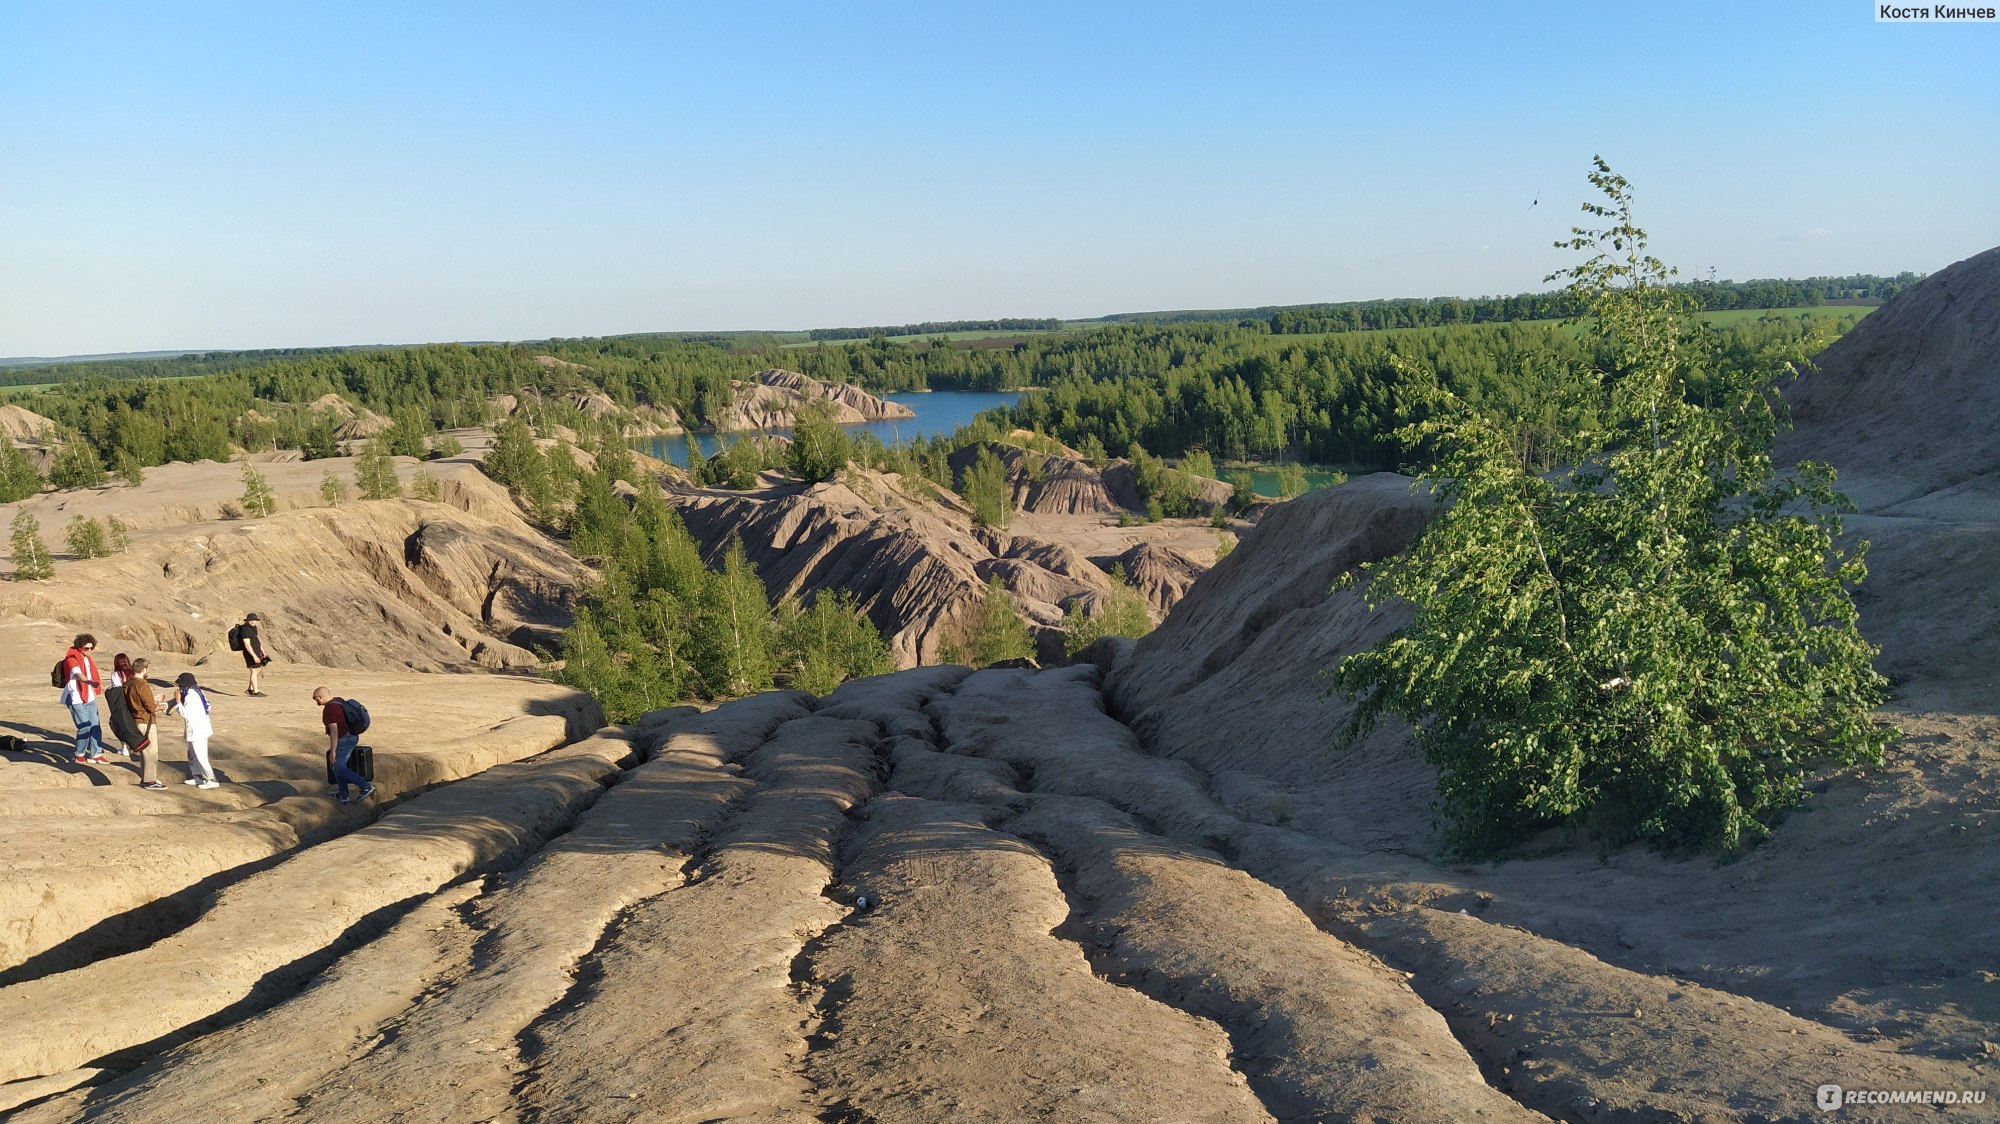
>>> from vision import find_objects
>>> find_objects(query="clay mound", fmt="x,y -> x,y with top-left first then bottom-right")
672,476 -> 1013,665
1778,244 -> 2000,511
1765,247 -> 2000,707
1,404 -> 57,446
1096,541 -> 1209,619
1099,459 -> 1233,513
569,391 -> 619,417
306,393 -> 392,440
1108,474 -> 1430,779
707,370 -> 915,432
1,458 -> 583,670
949,442 -> 1125,516
1003,535 -> 1116,589
669,472 -> 1167,665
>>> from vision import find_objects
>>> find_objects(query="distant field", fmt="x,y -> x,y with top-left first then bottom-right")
782,328 -> 1072,349
1699,305 -> 1875,326
776,326 -> 1072,348
0,383 -> 54,399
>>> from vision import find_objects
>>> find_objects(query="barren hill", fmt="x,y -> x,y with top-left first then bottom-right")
2,456 -> 583,671
705,369 -> 916,431
667,468 -> 1218,665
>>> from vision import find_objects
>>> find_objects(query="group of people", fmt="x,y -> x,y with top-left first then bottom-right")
53,613 -> 375,803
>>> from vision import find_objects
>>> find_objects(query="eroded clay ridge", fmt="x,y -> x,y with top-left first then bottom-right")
2,662 -> 1977,1123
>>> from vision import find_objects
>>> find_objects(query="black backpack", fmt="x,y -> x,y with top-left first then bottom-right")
340,698 -> 371,736
50,659 -> 68,689
228,625 -> 245,652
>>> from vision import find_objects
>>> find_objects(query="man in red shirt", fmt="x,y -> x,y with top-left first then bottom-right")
311,686 -> 374,803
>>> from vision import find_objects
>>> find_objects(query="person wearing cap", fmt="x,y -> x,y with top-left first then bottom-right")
239,612 -> 272,696
174,672 -> 219,789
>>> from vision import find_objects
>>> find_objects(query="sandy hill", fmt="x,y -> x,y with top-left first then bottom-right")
705,369 -> 915,432
667,467 -> 1219,665
1779,243 -> 2000,511
1,403 -> 56,446
947,440 -> 1236,518
2,454 -> 584,670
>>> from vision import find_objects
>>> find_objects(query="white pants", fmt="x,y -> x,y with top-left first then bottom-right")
186,736 -> 213,782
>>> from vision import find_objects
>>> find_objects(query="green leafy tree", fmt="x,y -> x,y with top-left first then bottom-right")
10,511 -> 53,581
48,440 -> 107,490
942,575 -> 1034,667
300,418 -> 340,461
64,515 -> 109,559
485,417 -> 551,508
386,408 -> 431,458
780,589 -> 894,695
1274,462 -> 1308,500
1061,574 -> 1153,658
1215,529 -> 1235,559
0,442 -> 41,502
320,471 -> 348,506
108,516 -> 132,553
961,446 -> 1010,528
1224,469 -> 1256,514
356,438 -> 402,500
112,449 -> 146,487
1332,159 -> 1893,856
683,436 -> 712,486
714,434 -> 767,490
1181,447 -> 1216,481
789,401 -> 850,483
428,432 -> 465,459
696,539 -> 776,696
240,459 -> 277,517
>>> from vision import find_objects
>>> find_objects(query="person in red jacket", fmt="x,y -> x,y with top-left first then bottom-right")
59,634 -> 107,764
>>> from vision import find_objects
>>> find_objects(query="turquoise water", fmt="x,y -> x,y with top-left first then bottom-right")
1243,466 -> 1346,498
637,390 -> 1021,467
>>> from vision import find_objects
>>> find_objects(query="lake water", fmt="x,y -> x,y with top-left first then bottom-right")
1243,465 -> 1347,498
636,390 -> 1021,466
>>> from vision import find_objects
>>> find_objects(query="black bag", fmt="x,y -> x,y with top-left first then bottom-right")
50,660 -> 68,689
327,745 -> 374,783
228,625 -> 244,652
339,698 -> 371,736
105,685 -> 144,749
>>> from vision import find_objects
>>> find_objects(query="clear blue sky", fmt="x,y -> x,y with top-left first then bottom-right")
2,1 -> 1994,356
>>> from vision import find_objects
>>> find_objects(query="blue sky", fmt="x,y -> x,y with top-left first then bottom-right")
2,1 -> 1994,356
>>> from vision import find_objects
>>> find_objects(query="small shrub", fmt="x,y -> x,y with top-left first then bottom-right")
319,472 -> 347,506
107,516 -> 131,553
410,468 -> 442,502
239,460 -> 276,518
64,515 -> 109,559
427,432 -> 464,459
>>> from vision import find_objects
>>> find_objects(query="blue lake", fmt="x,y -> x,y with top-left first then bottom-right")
636,390 -> 1021,467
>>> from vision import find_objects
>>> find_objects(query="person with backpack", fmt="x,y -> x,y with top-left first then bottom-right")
231,612 -> 273,697
174,672 -> 219,789
312,686 -> 374,804
56,634 -> 108,765
127,657 -> 164,789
